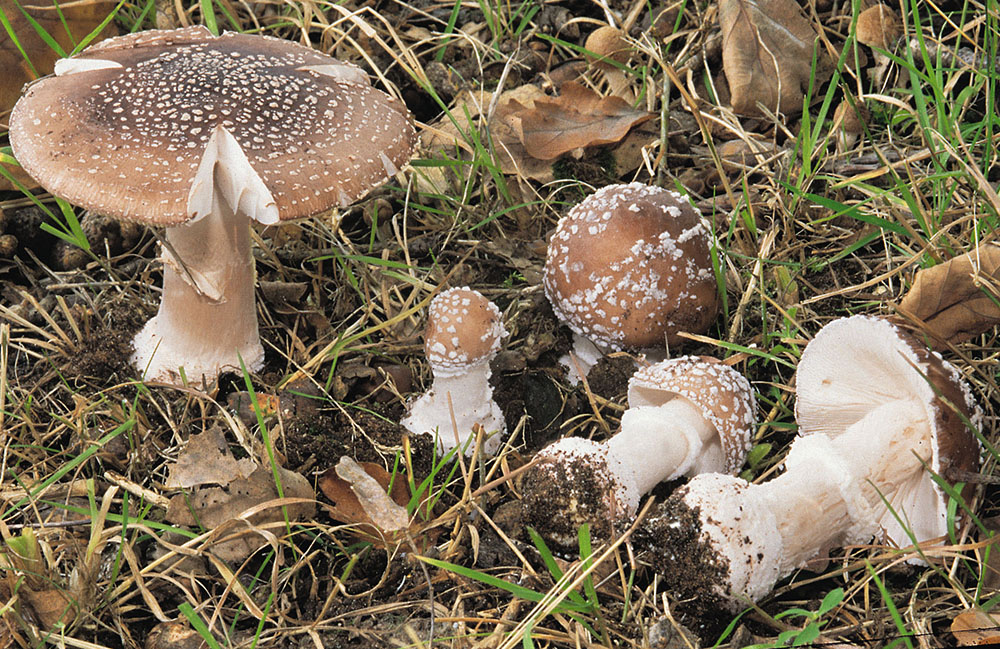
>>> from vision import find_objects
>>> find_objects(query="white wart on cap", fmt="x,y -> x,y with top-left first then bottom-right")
9,27 -> 417,383
402,288 -> 509,456
543,183 -> 718,359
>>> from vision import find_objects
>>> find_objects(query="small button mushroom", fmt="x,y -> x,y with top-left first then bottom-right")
522,356 -> 755,548
832,97 -> 869,155
636,315 -> 982,611
857,4 -> 902,85
401,288 -> 509,457
584,25 -> 633,99
9,27 -> 417,385
543,183 -> 718,380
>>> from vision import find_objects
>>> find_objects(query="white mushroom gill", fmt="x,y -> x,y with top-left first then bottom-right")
54,58 -> 123,75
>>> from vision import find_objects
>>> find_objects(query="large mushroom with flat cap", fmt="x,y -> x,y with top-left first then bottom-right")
9,27 -> 416,384
636,315 -> 982,612
543,183 -> 718,379
522,356 -> 754,548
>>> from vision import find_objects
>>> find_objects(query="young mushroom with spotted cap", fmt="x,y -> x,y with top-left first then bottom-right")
9,27 -> 416,384
543,183 -> 718,380
522,356 -> 754,548
401,288 -> 509,457
636,315 -> 982,612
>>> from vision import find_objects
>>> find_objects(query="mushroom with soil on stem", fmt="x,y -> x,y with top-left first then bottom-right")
635,315 -> 982,612
401,287 -> 509,457
543,182 -> 718,381
8,27 -> 416,385
521,355 -> 755,548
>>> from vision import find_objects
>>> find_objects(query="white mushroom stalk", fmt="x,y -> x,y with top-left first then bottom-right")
401,288 -> 509,457
636,316 -> 982,612
9,27 -> 417,385
522,356 -> 754,548
543,183 -> 718,381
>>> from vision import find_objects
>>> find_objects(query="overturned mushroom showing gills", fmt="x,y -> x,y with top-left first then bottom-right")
636,315 -> 982,612
401,288 -> 508,456
9,27 -> 416,384
522,356 -> 754,548
543,183 -> 717,379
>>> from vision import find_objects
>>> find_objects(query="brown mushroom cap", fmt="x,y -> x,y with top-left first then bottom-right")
9,26 -> 416,226
424,287 -> 507,376
543,183 -> 718,351
584,26 -> 631,70
628,356 -> 755,474
857,5 -> 901,50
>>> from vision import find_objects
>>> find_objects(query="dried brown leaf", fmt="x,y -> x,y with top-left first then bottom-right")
952,608 -> 1000,646
897,245 -> 1000,348
334,456 -> 409,531
166,465 -> 315,562
515,82 -> 654,160
718,0 -> 824,115
165,426 -> 256,489
319,459 -> 409,531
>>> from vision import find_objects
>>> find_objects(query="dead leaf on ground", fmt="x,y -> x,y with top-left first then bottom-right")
897,244 -> 1000,348
334,456 -> 409,531
165,426 -> 256,489
514,82 -> 654,160
420,82 -> 654,186
166,465 -> 316,562
718,0 -> 827,115
952,608 -> 1000,646
319,457 -> 440,549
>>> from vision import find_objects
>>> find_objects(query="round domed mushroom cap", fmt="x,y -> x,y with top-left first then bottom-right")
424,287 -> 507,376
857,5 -> 901,50
628,356 -> 755,473
584,26 -> 631,69
543,183 -> 718,351
9,26 -> 416,226
795,315 -> 982,542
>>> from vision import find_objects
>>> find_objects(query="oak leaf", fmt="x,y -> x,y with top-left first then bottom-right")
319,458 -> 419,546
951,608 -> 1000,646
897,245 -> 1000,348
718,0 -> 824,115
514,82 -> 654,160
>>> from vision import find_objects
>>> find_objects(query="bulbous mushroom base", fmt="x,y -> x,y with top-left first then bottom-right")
521,438 -> 640,550
131,316 -> 265,385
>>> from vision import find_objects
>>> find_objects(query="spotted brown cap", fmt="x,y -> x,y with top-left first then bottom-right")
9,26 -> 416,226
424,287 -> 507,377
543,183 -> 718,351
628,356 -> 755,474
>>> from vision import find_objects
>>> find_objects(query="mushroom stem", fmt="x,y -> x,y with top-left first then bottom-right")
607,398 -> 715,494
642,399 -> 935,608
131,196 -> 265,382
409,365 -> 505,454
757,399 -> 929,573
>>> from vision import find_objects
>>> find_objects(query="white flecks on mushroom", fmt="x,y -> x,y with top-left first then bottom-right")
543,183 -> 718,380
522,356 -> 755,548
9,26 -> 418,385
401,288 -> 508,457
